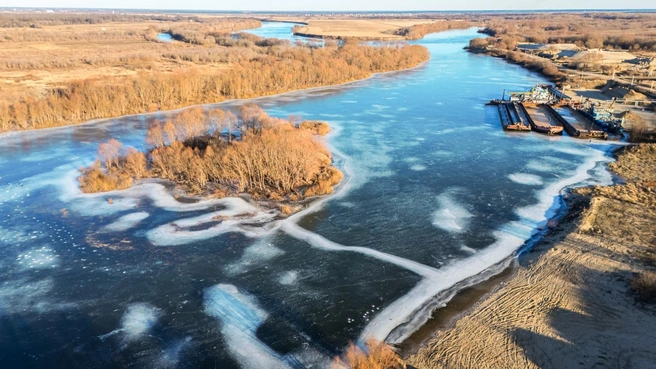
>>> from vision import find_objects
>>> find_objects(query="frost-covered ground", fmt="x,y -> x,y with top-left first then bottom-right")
0,25 -> 618,368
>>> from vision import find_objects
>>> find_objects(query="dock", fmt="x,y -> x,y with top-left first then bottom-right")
547,105 -> 608,139
497,102 -> 531,131
516,103 -> 564,135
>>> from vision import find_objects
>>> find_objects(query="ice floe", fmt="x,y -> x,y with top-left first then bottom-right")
120,303 -> 161,342
102,212 -> 149,232
278,270 -> 299,286
432,191 -> 473,234
0,278 -> 74,316
204,284 -> 292,369
225,239 -> 285,276
508,173 -> 544,186
146,203 -> 277,247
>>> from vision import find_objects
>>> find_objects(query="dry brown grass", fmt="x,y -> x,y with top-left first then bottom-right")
0,15 -> 259,108
287,18 -> 471,40
331,340 -> 404,369
630,272 -> 656,303
78,163 -> 133,193
299,120 -> 332,135
305,167 -> 344,197
288,19 -> 435,40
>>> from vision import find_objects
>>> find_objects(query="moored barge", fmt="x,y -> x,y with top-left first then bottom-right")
516,103 -> 564,135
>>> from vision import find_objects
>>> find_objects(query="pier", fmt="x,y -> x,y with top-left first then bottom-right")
547,105 -> 608,139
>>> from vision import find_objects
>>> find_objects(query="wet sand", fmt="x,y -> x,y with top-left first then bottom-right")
408,144 -> 656,369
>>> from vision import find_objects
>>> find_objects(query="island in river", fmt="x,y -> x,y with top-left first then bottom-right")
79,105 -> 342,214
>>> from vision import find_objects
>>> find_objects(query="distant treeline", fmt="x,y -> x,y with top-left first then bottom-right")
478,13 -> 656,51
0,42 -> 429,131
393,20 -> 472,40
0,17 -> 260,43
0,13 -> 255,28
80,105 -> 342,200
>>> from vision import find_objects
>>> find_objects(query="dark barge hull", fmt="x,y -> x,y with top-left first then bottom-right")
497,102 -> 531,131
516,103 -> 564,135
544,105 -> 608,140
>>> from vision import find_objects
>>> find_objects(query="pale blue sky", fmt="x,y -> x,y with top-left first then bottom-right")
2,0 -> 654,11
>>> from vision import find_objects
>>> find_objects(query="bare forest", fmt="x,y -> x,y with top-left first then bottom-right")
477,13 -> 656,52
1,19 -> 428,132
392,20 -> 472,40
79,105 -> 343,201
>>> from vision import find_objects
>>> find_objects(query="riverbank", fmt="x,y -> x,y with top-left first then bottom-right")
408,144 -> 656,369
0,59 -> 429,142
1,36 -> 428,132
467,46 -> 565,86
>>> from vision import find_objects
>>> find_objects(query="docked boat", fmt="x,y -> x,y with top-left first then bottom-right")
516,103 -> 564,135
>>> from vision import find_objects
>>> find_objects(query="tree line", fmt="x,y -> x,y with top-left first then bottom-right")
393,20 -> 472,40
478,13 -> 656,52
1,42 -> 429,132
79,105 -> 343,201
467,38 -> 564,82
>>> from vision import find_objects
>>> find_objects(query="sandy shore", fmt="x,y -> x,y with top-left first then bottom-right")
408,144 -> 656,369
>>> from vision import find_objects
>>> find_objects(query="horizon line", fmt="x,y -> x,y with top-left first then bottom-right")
2,6 -> 656,12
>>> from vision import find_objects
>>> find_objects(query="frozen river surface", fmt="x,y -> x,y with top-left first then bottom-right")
0,24 -> 614,368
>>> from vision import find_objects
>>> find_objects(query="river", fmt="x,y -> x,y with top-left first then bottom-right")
0,24 -> 615,369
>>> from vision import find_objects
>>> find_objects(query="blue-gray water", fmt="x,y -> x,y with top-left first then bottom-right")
157,33 -> 173,42
0,24 -> 615,369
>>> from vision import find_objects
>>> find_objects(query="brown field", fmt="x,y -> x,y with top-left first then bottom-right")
278,18 -> 438,39
0,17 -> 258,106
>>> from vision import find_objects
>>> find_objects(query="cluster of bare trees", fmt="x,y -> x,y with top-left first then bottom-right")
1,42 -> 429,132
80,106 -> 343,200
393,20 -> 472,40
166,20 -> 262,45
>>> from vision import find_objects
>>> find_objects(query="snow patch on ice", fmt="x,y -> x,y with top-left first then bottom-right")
103,212 -> 149,232
525,159 -> 555,173
459,245 -> 477,254
508,173 -> 544,186
278,270 -> 299,285
146,202 -> 277,246
204,284 -> 291,369
121,303 -> 161,342
0,278 -> 74,316
432,191 -> 473,234
226,239 -> 285,276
